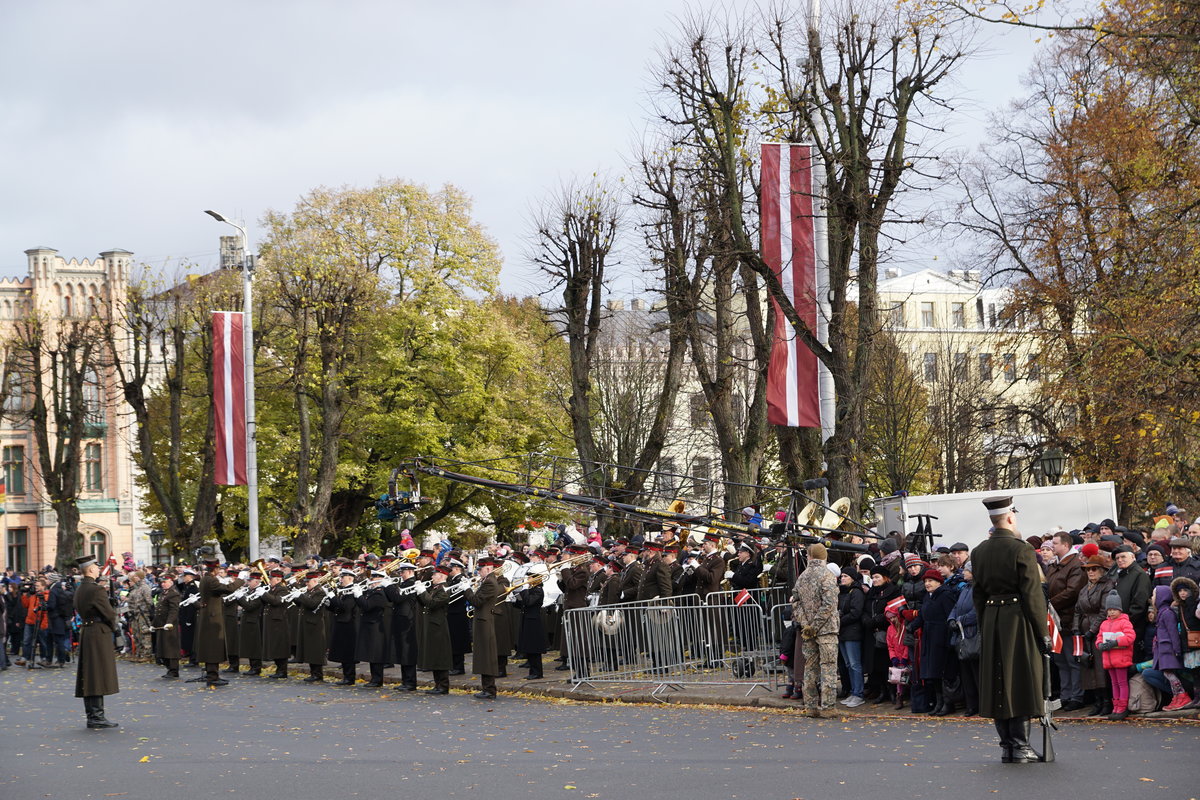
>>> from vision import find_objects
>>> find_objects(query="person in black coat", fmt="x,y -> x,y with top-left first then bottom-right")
47,576 -> 75,666
176,570 -> 200,666
237,576 -> 265,676
327,570 -> 359,685
514,578 -> 548,679
864,566 -> 902,703
355,572 -> 390,688
837,571 -> 867,705
728,543 -> 762,591
445,561 -> 471,675
383,564 -> 419,691
259,571 -> 293,678
292,573 -> 330,683
908,568 -> 961,716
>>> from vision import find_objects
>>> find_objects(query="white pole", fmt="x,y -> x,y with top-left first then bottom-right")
205,211 -> 259,561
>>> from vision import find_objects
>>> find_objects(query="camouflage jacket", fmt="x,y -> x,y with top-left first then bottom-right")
792,559 -> 839,636
126,582 -> 154,619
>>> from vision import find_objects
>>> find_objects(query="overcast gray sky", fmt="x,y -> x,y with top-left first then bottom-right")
0,0 -> 1041,294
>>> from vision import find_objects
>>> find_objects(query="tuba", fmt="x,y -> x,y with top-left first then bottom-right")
820,497 -> 852,533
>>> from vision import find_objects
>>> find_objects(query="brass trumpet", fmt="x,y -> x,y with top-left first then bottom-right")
496,552 -> 590,600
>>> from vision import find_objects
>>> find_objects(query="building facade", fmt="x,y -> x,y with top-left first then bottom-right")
1,247 -> 140,572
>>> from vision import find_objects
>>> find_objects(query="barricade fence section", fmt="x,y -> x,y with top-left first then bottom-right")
561,593 -> 786,697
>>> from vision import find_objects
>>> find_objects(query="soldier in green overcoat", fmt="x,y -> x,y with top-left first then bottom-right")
153,573 -> 181,678
237,574 -> 265,675
192,560 -> 243,687
260,570 -> 293,678
416,566 -> 453,693
292,572 -> 330,682
972,497 -> 1048,764
73,555 -> 119,729
465,558 -> 502,699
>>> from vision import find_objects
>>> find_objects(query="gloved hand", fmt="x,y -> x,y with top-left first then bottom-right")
238,570 -> 250,581
1097,640 -> 1117,651
723,570 -> 734,580
351,585 -> 363,598
1036,637 -> 1051,656
801,625 -> 816,640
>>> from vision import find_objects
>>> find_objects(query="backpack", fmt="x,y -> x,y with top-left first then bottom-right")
1127,672 -> 1160,713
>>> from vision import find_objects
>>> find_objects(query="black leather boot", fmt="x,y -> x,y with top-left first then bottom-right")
930,682 -> 947,715
88,696 -> 118,729
1007,717 -> 1036,762
995,719 -> 1013,762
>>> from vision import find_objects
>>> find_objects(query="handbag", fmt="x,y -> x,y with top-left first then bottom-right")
888,665 -> 910,684
873,629 -> 888,648
954,619 -> 980,661
1186,629 -> 1200,650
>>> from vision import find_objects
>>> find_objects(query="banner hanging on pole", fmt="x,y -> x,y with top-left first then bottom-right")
212,311 -> 247,486
761,142 -> 821,428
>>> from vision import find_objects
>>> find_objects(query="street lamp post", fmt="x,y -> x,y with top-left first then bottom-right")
148,529 -> 165,564
1037,447 -> 1066,486
204,210 -> 260,561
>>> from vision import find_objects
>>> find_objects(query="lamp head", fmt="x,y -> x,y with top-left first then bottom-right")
204,210 -> 227,223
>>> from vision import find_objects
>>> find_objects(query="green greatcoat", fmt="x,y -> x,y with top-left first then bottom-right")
153,587 -> 181,659
194,574 -> 244,663
238,592 -> 265,660
465,574 -> 501,676
971,527 -> 1047,719
415,584 -> 452,671
292,588 -> 329,666
74,576 -> 119,697
260,583 -> 293,661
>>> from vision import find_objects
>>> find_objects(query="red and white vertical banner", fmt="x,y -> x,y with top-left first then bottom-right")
762,143 -> 821,428
212,311 -> 247,486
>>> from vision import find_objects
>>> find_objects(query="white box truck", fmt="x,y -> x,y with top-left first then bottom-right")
872,482 -> 1119,553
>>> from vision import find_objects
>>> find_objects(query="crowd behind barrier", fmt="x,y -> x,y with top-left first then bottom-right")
3,506 -> 1198,723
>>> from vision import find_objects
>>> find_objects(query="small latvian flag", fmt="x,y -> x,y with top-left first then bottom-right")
1155,565 -> 1174,583
1048,611 -> 1063,654
885,595 -> 906,616
734,589 -> 752,607
1072,634 -> 1086,658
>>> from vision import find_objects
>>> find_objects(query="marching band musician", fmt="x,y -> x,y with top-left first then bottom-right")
223,570 -> 242,675
191,557 -> 243,687
293,570 -> 330,683
415,565 -> 453,694
464,557 -> 502,700
355,570 -> 390,689
587,554 -> 608,603
618,546 -> 643,602
260,569 -> 293,679
693,533 -> 726,601
445,558 -> 471,676
384,562 -> 419,691
637,542 -> 672,601
514,563 -> 548,679
328,569 -> 360,685
153,573 -> 181,679
237,572 -> 266,676
286,564 -> 305,661
492,560 -> 514,679
556,546 -> 590,671
177,568 -> 199,667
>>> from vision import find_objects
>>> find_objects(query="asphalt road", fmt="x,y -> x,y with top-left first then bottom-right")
2,661 -> 1197,800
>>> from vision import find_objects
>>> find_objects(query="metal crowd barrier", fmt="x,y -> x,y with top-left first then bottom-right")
560,592 -> 782,698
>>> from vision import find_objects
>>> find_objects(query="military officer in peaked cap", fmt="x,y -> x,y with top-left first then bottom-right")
971,496 -> 1049,763
73,555 -> 119,729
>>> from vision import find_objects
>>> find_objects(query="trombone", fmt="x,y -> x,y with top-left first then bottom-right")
496,551 -> 590,600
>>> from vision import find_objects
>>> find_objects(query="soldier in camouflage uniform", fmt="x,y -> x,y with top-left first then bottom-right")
125,572 -> 155,662
792,543 -> 840,717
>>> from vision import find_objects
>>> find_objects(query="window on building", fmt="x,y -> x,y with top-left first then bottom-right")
988,303 -> 997,328
889,302 -> 905,328
1026,355 -> 1041,381
61,295 -> 72,316
89,531 -> 108,565
656,458 -> 678,495
84,443 -> 102,492
691,457 -> 712,497
983,456 -> 998,490
920,301 -> 935,328
1007,462 -> 1022,488
923,352 -> 938,382
1003,353 -> 1017,382
953,352 -> 968,380
1007,406 -> 1020,435
976,298 -> 985,328
978,353 -> 993,382
6,528 -> 27,573
951,302 -> 966,329
83,369 -> 103,424
3,445 -> 24,496
3,374 -> 24,413
981,409 -> 995,429
689,393 -> 709,428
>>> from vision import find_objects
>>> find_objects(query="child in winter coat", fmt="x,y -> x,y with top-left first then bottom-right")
885,607 -> 910,709
1155,579 -> 1198,711
1096,589 -> 1136,720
